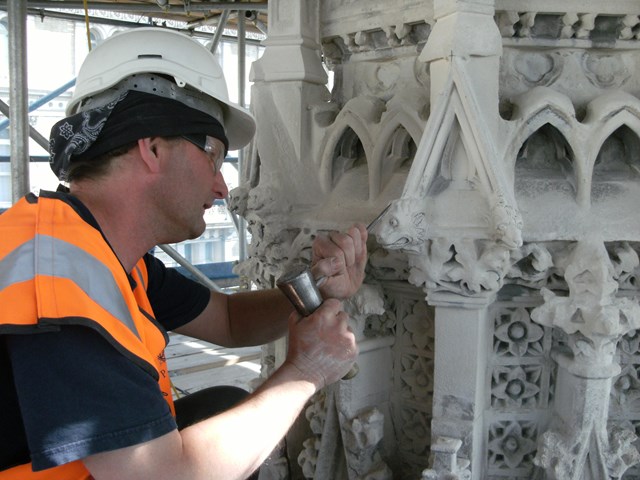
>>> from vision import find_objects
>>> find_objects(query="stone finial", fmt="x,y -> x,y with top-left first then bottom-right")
531,239 -> 640,376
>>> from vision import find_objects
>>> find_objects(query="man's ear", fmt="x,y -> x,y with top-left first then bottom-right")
137,137 -> 163,173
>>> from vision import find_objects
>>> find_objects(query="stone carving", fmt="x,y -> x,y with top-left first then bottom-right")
244,1 -> 640,479
612,362 -> 640,408
298,391 -> 328,479
398,405 -> 431,457
322,21 -> 431,60
408,238 -> 511,297
495,10 -> 640,42
560,13 -> 580,39
345,283 -> 386,339
366,63 -> 400,94
581,52 -> 632,89
491,365 -> 542,409
443,240 -> 512,296
294,280 -> 391,479
342,408 -> 392,480
373,197 -> 427,254
371,199 -> 517,296
227,184 -> 250,219
369,53 -> 523,299
299,389 -> 393,479
404,238 -> 451,292
246,184 -> 292,218
486,302 -> 557,478
512,52 -> 563,87
508,243 -> 556,288
298,436 -> 322,479
259,441 -> 290,480
400,353 -> 432,402
368,247 -> 410,281
493,307 -> 546,358
531,239 -> 640,479
536,427 -> 639,480
508,241 -> 640,294
575,13 -> 597,39
487,420 -> 539,471
608,242 -> 640,290
421,437 -> 470,480
621,14 -> 640,40
231,180 -> 330,289
532,240 -> 640,373
398,300 -> 433,351
232,222 -> 308,289
364,306 -> 396,338
489,195 -> 524,249
389,293 -> 435,476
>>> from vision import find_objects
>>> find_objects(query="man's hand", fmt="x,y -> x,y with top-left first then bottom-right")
310,224 -> 368,300
285,299 -> 358,390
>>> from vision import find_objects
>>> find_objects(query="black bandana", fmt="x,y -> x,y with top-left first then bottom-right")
49,90 -> 229,181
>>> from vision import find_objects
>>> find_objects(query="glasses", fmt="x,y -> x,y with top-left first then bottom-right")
181,134 -> 225,176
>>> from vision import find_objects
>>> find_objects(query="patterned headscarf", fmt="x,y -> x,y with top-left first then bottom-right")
49,90 -> 229,181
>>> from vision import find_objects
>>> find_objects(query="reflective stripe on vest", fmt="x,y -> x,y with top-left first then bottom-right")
0,234 -> 139,337
0,194 -> 174,480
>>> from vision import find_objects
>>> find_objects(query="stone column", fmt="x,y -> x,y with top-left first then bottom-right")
425,294 -> 492,480
249,0 -> 329,206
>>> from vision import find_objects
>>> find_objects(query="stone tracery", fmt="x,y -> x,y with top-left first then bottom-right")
233,0 -> 640,477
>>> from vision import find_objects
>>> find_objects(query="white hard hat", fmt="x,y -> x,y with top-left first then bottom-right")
67,27 -> 255,151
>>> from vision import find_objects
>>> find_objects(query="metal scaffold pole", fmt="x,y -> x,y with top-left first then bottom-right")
7,0 -> 30,203
237,11 -> 248,263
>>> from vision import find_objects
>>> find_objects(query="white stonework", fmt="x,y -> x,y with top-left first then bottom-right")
230,0 -> 640,478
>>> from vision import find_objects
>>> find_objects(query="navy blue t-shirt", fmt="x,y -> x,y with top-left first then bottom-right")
0,253 -> 210,471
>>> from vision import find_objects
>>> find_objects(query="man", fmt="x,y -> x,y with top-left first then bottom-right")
0,28 -> 367,480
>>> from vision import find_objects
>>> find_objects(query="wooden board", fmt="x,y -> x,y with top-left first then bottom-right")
166,332 -> 262,399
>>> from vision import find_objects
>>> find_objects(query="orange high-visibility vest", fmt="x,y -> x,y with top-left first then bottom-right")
0,193 -> 175,479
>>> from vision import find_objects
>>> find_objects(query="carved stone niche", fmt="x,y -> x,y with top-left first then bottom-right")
505,88 -> 640,242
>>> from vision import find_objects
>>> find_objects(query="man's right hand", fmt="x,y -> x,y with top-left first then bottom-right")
284,298 -> 358,390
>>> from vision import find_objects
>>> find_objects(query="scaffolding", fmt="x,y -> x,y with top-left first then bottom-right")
0,0 -> 264,290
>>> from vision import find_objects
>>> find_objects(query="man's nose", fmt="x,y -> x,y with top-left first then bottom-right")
214,171 -> 229,198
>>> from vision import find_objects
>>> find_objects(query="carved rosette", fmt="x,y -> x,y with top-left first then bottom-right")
485,303 -> 557,478
389,291 -> 436,476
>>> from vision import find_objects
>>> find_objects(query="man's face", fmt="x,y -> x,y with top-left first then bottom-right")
154,136 -> 229,243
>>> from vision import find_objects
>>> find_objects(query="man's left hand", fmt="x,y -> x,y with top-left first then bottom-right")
310,224 -> 368,300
